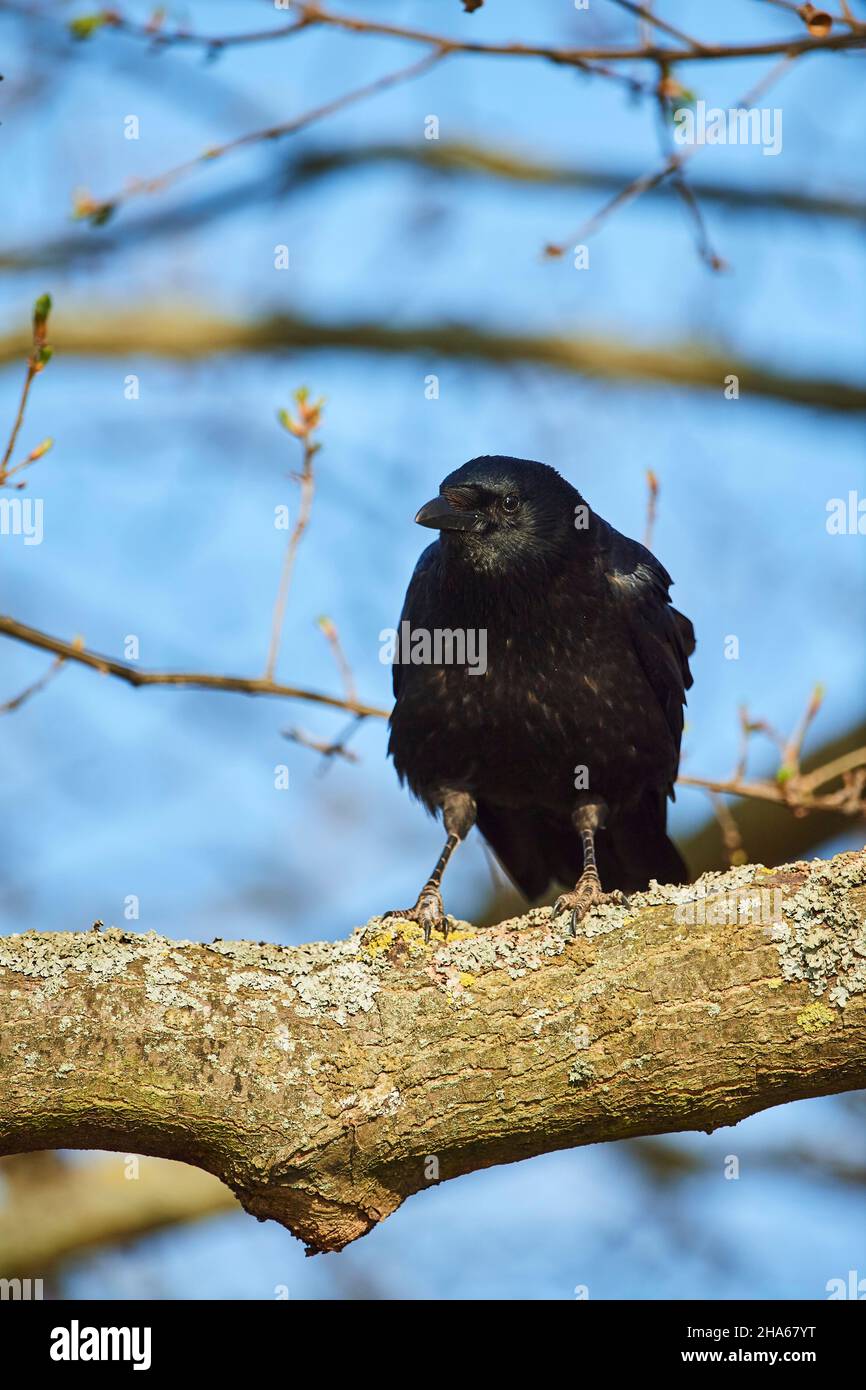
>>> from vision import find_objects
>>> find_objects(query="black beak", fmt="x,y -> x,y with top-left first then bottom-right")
415,496 -> 480,532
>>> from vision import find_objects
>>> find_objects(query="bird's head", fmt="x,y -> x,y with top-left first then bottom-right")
415,456 -> 583,578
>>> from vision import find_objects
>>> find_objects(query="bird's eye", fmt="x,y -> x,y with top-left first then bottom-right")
502,494 -> 520,513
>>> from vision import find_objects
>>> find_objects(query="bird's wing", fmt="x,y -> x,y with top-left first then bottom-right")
391,541 -> 440,700
604,528 -> 695,760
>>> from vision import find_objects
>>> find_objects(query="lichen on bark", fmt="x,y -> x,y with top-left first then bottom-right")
0,850 -> 864,1252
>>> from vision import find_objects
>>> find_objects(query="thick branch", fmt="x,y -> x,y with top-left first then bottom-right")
4,145 -> 861,279
1,852 -> 864,1254
1,311 -> 863,412
292,142 -> 866,223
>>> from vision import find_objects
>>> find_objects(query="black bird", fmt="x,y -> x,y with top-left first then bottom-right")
386,455 -> 695,939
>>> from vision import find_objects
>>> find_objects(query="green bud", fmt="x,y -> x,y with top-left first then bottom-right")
69,14 -> 110,41
33,293 -> 52,328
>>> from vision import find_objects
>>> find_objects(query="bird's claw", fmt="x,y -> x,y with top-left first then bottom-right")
383,886 -> 448,943
553,877 -> 630,936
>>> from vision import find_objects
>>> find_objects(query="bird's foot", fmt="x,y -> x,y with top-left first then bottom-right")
553,875 -> 629,936
383,884 -> 447,943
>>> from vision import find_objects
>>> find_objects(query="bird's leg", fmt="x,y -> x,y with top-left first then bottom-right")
384,791 -> 476,942
553,799 -> 628,935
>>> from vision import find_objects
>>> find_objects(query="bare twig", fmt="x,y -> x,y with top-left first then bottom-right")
61,2 -> 866,63
69,9 -> 314,51
678,772 -> 864,816
73,49 -> 448,225
607,0 -> 709,50
650,63 -> 728,270
317,615 -> 357,704
708,792 -> 748,866
780,683 -> 825,781
545,54 -> 799,260
4,145 -> 865,282
0,656 -> 65,715
2,437 -> 54,487
799,747 -> 866,793
1,611 -> 862,820
281,725 -> 360,764
643,468 -> 659,549
265,389 -> 324,682
544,151 -> 689,258
681,687 -> 866,821
0,295 -> 53,486
0,615 -> 388,719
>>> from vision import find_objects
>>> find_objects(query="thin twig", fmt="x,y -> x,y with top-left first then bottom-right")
265,390 -> 324,682
74,49 -> 448,225
681,686 -> 865,820
708,791 -> 748,866
282,709 -> 366,768
281,726 -> 360,764
643,469 -> 659,549
780,683 -> 825,780
317,616 -> 357,704
82,11 -> 315,50
799,747 -> 866,793
606,0 -> 709,50
222,4 -> 866,63
651,62 -> 728,271
677,773 -> 864,816
0,615 -> 388,719
0,656 -> 65,715
545,54 -> 799,259
67,1 -> 866,62
0,295 -> 53,485
1,612 -> 862,818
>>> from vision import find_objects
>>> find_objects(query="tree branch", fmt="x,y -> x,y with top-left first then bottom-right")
72,48 -> 447,225
2,852 -> 864,1253
87,2 -> 866,65
3,612 -> 864,821
1,310 -> 863,412
0,614 -> 388,719
5,144 -> 862,279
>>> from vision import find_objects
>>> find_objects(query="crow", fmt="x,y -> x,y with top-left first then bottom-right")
386,455 -> 695,939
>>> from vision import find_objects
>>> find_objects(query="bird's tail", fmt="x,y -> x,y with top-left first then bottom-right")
476,792 -> 688,902
602,790 -> 688,893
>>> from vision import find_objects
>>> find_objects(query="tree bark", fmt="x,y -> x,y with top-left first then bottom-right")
1,852 -> 864,1254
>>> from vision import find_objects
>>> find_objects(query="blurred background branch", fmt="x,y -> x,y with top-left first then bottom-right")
0,310 -> 862,410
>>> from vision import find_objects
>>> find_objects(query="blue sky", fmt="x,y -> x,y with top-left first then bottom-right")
1,0 -> 864,1298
